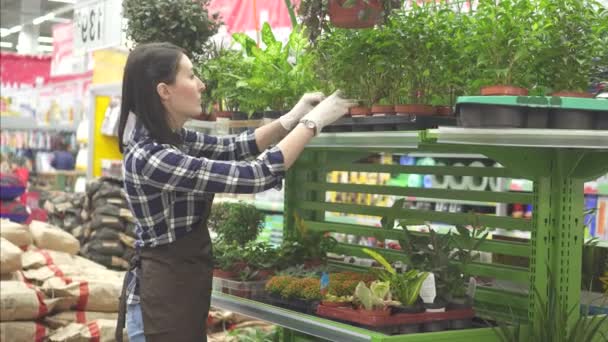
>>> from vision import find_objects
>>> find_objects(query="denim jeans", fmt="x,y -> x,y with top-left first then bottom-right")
126,304 -> 146,342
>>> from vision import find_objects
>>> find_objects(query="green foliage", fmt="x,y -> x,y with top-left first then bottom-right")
231,24 -> 320,114
199,45 -> 252,112
209,202 -> 264,247
280,277 -> 321,300
278,214 -> 338,267
265,275 -> 298,295
213,240 -> 245,271
354,280 -> 393,310
122,0 -> 220,62
227,326 -> 279,342
243,241 -> 280,271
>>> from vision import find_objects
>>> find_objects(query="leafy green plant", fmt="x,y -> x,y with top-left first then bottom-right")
122,0 -> 220,62
467,0 -> 538,91
278,214 -> 338,267
227,325 -> 279,342
199,45 -> 252,112
534,0 -> 608,93
243,241 -> 280,271
231,23 -> 320,114
265,275 -> 298,295
362,248 -> 429,306
492,277 -> 608,342
354,280 -> 397,310
213,240 -> 245,271
210,202 -> 264,247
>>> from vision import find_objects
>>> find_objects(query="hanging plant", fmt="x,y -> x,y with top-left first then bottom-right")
123,0 -> 221,62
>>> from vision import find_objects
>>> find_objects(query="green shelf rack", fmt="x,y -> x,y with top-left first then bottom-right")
211,128 -> 608,341
456,96 -> 608,111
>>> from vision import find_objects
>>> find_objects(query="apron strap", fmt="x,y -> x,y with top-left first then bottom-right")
115,252 -> 140,342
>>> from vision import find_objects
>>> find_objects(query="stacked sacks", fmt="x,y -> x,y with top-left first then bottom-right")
0,232 -> 127,341
80,177 -> 136,270
43,192 -> 86,236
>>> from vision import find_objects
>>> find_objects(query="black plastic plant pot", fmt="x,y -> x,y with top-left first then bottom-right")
450,318 -> 473,330
231,111 -> 248,120
597,113 -> 608,130
263,111 -> 282,119
399,323 -> 421,334
250,111 -> 264,120
550,109 -> 596,129
352,124 -> 368,132
526,107 -> 550,128
458,104 -> 482,127
372,124 -> 394,132
423,302 -> 448,332
392,304 -> 424,314
482,105 -> 526,128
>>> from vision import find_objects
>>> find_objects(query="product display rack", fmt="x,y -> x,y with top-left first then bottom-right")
210,128 -> 608,341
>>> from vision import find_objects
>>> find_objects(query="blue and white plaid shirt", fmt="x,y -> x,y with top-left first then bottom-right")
122,124 -> 285,304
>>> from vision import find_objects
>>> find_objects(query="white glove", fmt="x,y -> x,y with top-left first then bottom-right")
299,90 -> 357,135
279,92 -> 326,130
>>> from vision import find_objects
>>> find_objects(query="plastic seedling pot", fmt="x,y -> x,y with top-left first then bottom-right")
550,109 -> 596,129
526,107 -> 550,128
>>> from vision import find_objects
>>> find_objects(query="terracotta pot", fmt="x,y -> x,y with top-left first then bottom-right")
232,261 -> 248,271
394,104 -> 436,116
551,91 -> 594,98
328,0 -> 383,29
480,85 -> 528,96
215,111 -> 232,119
349,106 -> 371,117
213,268 -> 238,279
370,104 -> 395,116
435,106 -> 453,116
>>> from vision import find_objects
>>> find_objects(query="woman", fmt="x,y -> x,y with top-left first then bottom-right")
115,42 -> 354,342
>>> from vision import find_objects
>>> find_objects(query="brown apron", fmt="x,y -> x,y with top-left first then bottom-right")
116,200 -> 214,342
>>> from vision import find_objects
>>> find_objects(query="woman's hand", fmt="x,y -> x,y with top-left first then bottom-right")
298,90 -> 356,135
278,92 -> 326,130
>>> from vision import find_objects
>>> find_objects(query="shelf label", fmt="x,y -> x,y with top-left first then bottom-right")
73,0 -> 123,51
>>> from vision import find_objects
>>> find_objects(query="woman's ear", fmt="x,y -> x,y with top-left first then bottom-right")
157,82 -> 171,101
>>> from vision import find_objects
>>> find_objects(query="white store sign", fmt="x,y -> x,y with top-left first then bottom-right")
73,0 -> 123,52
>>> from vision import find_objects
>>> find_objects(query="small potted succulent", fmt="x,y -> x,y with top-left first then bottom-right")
353,280 -> 398,318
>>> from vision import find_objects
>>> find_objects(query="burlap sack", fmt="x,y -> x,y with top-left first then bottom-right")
0,281 -> 60,321
42,277 -> 121,312
92,204 -> 122,218
48,319 -> 123,342
1,237 -> 22,274
22,264 -> 123,283
89,228 -> 121,242
29,221 -> 80,255
80,252 -> 129,270
21,248 -> 107,270
44,311 -> 118,329
0,270 -> 26,282
0,219 -> 33,247
0,321 -> 52,342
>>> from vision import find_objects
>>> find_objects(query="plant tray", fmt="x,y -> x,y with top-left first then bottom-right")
456,96 -> 608,129
254,293 -> 319,315
212,277 -> 266,299
316,304 -> 474,328
323,115 -> 457,133
456,96 -> 608,111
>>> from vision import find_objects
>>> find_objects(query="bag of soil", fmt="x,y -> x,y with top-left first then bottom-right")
89,215 -> 123,231
29,221 -> 80,255
44,311 -> 118,329
48,319 -> 123,342
0,219 -> 33,247
42,277 -> 121,312
1,237 -> 22,274
21,248 -> 107,270
0,281 -> 60,321
83,240 -> 125,257
0,321 -> 52,341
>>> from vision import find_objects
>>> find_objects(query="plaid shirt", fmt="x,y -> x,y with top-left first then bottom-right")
123,124 -> 285,305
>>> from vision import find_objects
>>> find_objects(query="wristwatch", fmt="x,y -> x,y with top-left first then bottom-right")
300,119 -> 318,135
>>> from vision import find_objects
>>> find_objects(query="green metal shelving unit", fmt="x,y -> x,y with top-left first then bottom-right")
211,128 -> 608,341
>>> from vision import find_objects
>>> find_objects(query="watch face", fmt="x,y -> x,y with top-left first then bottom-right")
306,121 -> 316,129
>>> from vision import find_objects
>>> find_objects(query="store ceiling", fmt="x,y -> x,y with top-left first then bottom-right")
0,0 -> 73,52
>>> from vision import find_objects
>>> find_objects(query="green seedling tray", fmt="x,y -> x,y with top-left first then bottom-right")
456,96 -> 608,112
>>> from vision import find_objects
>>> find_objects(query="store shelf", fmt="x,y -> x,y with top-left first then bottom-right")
406,152 -> 488,159
308,131 -> 420,149
431,127 -> 608,149
210,292 -> 381,342
404,196 -> 498,207
1,116 -> 77,132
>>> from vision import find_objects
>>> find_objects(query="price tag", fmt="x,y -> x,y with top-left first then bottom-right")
73,0 -> 123,51
419,273 -> 436,304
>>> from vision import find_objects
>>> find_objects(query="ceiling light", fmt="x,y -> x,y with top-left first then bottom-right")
33,13 -> 56,25
0,42 -> 13,48
38,36 -> 54,43
1,25 -> 22,38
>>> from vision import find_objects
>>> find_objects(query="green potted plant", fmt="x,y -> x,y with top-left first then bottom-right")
122,0 -> 220,63
243,241 -> 279,280
209,202 -> 264,247
278,214 -> 338,268
353,280 -> 397,318
212,240 -> 245,279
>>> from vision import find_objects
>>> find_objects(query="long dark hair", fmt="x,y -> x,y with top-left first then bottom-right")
118,42 -> 185,153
